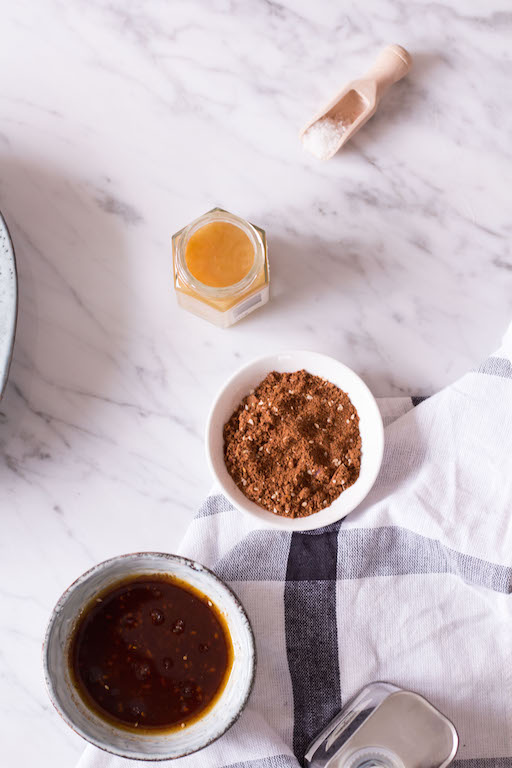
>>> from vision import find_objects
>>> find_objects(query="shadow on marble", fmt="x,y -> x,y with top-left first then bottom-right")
239,216 -> 510,400
339,51 -> 443,155
260,234 -> 343,315
0,156 -> 134,478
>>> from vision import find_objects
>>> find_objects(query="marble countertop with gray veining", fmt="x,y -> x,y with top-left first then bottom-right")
0,1 -> 511,765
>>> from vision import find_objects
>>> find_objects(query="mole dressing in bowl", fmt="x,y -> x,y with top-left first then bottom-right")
44,553 -> 255,760
69,574 -> 233,732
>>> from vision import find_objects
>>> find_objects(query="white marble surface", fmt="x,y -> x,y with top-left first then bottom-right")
0,1 -> 511,765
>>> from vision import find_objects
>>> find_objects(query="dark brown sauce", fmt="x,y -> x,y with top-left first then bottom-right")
69,574 -> 233,731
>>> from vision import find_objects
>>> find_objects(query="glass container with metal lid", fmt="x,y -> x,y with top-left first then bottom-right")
305,683 -> 458,768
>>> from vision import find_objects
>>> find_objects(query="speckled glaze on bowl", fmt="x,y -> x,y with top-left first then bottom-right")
43,553 -> 256,761
0,212 -> 17,398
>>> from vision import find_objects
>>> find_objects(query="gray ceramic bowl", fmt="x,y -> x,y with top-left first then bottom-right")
43,553 -> 256,761
0,212 -> 17,398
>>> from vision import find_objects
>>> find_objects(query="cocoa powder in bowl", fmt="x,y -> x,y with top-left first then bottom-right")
223,370 -> 361,518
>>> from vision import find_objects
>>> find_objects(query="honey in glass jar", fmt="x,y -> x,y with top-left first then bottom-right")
172,208 -> 269,328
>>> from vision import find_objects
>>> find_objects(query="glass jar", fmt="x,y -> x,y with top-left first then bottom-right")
305,683 -> 458,768
172,207 -> 269,328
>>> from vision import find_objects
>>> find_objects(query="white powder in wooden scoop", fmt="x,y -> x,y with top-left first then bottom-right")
302,116 -> 347,160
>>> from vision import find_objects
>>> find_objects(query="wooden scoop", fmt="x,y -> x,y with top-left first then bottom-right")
301,44 -> 412,160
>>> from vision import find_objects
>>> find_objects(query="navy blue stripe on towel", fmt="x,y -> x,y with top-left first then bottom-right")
476,356 -> 512,380
284,526 -> 342,765
411,396 -> 429,406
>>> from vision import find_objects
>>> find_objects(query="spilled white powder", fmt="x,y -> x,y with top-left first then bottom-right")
302,116 -> 347,160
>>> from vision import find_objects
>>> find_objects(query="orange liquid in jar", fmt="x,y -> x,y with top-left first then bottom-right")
185,221 -> 254,288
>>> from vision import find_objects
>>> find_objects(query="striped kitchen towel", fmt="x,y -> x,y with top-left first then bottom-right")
78,325 -> 512,768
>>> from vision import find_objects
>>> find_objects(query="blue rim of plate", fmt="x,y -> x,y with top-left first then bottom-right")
0,212 -> 18,398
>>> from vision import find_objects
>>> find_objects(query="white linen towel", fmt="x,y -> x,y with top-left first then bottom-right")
77,325 -> 512,768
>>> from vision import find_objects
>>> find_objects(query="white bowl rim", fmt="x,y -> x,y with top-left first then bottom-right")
205,350 -> 384,531
42,551 -> 256,761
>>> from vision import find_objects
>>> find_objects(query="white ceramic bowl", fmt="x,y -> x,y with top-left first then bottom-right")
206,351 -> 384,531
43,553 -> 255,761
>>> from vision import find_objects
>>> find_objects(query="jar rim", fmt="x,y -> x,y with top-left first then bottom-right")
175,209 -> 264,299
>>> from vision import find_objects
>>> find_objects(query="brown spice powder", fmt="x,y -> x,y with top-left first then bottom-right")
223,370 -> 361,518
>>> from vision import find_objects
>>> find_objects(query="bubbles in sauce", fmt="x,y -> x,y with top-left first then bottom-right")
69,575 -> 232,730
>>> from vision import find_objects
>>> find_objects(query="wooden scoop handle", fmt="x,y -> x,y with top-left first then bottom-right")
365,44 -> 412,102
